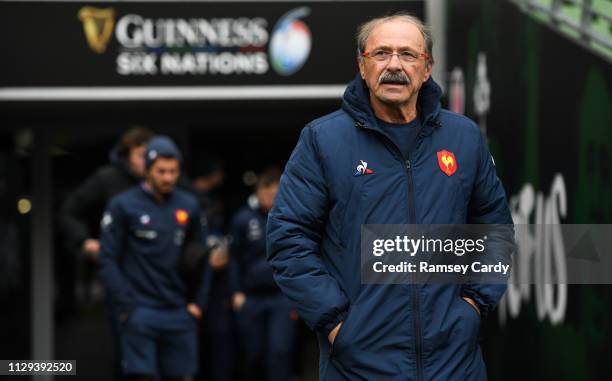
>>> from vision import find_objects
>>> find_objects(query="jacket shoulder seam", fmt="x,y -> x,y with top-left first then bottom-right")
438,109 -> 479,130
307,109 -> 348,130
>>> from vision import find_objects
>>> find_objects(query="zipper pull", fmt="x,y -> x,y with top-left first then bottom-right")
405,160 -> 411,169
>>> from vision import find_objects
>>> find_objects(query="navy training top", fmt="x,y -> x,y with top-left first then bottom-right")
99,183 -> 209,313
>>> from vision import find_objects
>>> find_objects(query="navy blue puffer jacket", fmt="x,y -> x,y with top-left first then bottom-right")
267,74 -> 513,381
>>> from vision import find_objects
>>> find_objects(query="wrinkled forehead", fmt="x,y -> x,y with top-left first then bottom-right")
366,19 -> 425,51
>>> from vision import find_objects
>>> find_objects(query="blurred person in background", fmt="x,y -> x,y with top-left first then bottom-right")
58,126 -> 153,380
59,127 -> 154,264
98,136 -> 209,381
230,168 -> 297,381
191,156 -> 226,240
190,157 -> 235,381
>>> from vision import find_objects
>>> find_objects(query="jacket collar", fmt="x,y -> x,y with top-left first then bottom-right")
140,181 -> 174,204
341,72 -> 443,137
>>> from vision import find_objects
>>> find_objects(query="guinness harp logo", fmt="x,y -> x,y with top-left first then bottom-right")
78,7 -> 115,54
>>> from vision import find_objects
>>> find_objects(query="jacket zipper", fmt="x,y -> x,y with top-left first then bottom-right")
405,157 -> 423,381
411,118 -> 444,381
358,120 -> 427,381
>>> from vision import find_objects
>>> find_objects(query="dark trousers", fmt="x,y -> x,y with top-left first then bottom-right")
237,294 -> 297,381
199,270 -> 236,381
107,300 -> 124,381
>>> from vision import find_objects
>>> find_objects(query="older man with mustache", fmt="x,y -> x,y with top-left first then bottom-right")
267,12 -> 514,381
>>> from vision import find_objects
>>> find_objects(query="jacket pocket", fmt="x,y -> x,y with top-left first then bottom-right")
329,304 -> 354,357
460,296 -> 481,318
456,296 -> 481,347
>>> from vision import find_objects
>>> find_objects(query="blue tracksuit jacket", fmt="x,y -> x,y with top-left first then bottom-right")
99,184 -> 209,316
267,74 -> 514,381
229,204 -> 279,296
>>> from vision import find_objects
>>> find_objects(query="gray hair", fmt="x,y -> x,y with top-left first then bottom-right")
356,12 -> 434,65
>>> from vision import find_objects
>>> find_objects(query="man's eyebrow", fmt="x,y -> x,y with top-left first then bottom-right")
369,44 -> 420,51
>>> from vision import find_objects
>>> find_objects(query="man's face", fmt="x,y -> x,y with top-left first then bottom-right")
358,19 -> 432,107
193,170 -> 225,193
128,145 -> 147,178
256,182 -> 279,212
147,157 -> 180,195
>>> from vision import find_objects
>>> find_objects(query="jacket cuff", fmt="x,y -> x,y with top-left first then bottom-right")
191,300 -> 207,311
319,309 -> 348,337
461,287 -> 489,318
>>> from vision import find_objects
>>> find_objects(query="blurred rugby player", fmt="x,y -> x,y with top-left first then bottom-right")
99,136 -> 209,381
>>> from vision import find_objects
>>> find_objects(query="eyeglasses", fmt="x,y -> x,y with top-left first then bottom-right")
362,49 -> 430,64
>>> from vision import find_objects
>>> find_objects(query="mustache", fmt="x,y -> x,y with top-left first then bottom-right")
378,71 -> 410,85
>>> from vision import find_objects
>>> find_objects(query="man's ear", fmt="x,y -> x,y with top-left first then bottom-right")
358,58 -> 366,80
423,62 -> 433,82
